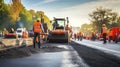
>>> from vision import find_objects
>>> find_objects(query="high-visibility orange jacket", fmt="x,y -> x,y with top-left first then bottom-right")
79,32 -> 82,36
65,25 -> 69,30
22,31 -> 28,38
76,33 -> 79,37
102,27 -> 107,34
108,31 -> 113,36
3,30 -> 8,35
33,22 -> 42,33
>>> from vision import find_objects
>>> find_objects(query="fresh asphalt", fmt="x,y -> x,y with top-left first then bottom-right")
0,43 -> 88,67
0,42 -> 120,67
70,41 -> 120,67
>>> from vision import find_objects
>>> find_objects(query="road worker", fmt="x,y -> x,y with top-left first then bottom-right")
108,29 -> 113,42
33,18 -> 44,48
101,24 -> 107,44
3,28 -> 8,37
79,32 -> 83,41
77,32 -> 79,40
22,28 -> 28,38
69,26 -> 73,36
91,30 -> 97,41
65,23 -> 72,42
10,27 -> 14,33
74,33 -> 77,40
65,23 -> 69,30
78,31 -> 83,41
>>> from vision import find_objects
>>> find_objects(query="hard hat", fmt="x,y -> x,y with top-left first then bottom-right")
37,18 -> 41,21
4,28 -> 6,30
102,24 -> 106,27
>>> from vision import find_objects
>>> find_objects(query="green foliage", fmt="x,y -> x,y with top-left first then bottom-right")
80,24 -> 93,35
89,7 -> 120,31
19,6 -> 32,29
33,11 -> 52,30
0,0 -> 51,31
0,0 -> 11,30
43,15 -> 52,30
9,0 -> 22,24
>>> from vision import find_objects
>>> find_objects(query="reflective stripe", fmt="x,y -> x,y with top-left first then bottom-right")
33,22 -> 42,33
34,26 -> 40,29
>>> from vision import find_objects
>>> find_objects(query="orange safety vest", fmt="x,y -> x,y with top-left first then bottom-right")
33,22 -> 42,33
108,31 -> 113,36
102,27 -> 107,34
65,24 -> 69,30
3,30 -> 8,35
22,31 -> 28,38
79,32 -> 82,36
77,33 -> 79,37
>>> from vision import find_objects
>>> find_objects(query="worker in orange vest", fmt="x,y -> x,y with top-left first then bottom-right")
74,33 -> 77,40
22,28 -> 28,38
3,28 -> 8,37
76,33 -> 79,40
69,27 -> 73,38
33,18 -> 44,48
108,29 -> 113,42
65,24 -> 69,30
65,23 -> 73,42
101,24 -> 107,44
78,31 -> 83,41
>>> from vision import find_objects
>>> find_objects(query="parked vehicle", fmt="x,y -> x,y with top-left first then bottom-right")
16,28 -> 28,38
3,28 -> 16,38
16,28 -> 24,37
111,27 -> 120,43
28,30 -> 34,37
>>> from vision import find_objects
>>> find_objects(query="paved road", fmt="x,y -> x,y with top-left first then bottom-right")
0,43 -> 89,67
0,42 -> 120,67
70,41 -> 120,67
73,39 -> 120,58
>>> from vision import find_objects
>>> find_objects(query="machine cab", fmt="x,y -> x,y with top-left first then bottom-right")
52,18 -> 66,30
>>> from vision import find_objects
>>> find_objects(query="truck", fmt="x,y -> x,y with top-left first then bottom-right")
111,27 -> 120,43
16,28 -> 28,38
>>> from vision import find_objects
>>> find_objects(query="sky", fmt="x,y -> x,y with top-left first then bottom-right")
4,0 -> 120,27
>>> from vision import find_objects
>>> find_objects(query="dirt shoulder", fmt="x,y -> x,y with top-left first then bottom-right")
0,43 -> 67,59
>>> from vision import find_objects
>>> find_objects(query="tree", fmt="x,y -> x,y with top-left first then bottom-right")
29,9 -> 36,22
0,0 -> 51,31
111,16 -> 120,27
89,7 -> 119,30
9,0 -> 22,24
35,11 -> 52,30
80,23 -> 93,35
0,0 -> 11,30
19,6 -> 32,29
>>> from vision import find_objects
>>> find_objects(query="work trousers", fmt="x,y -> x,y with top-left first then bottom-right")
33,32 -> 40,48
103,33 -> 107,44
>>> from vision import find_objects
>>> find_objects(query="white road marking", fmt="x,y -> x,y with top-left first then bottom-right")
61,45 -> 89,67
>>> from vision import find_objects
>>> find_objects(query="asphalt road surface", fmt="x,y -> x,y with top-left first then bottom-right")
70,41 -> 120,67
0,41 -> 120,67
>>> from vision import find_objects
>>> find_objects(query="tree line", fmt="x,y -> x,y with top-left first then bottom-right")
0,0 -> 52,31
80,7 -> 120,34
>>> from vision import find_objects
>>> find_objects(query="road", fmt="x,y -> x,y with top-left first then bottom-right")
0,41 -> 120,67
70,41 -> 120,67
0,43 -> 89,67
